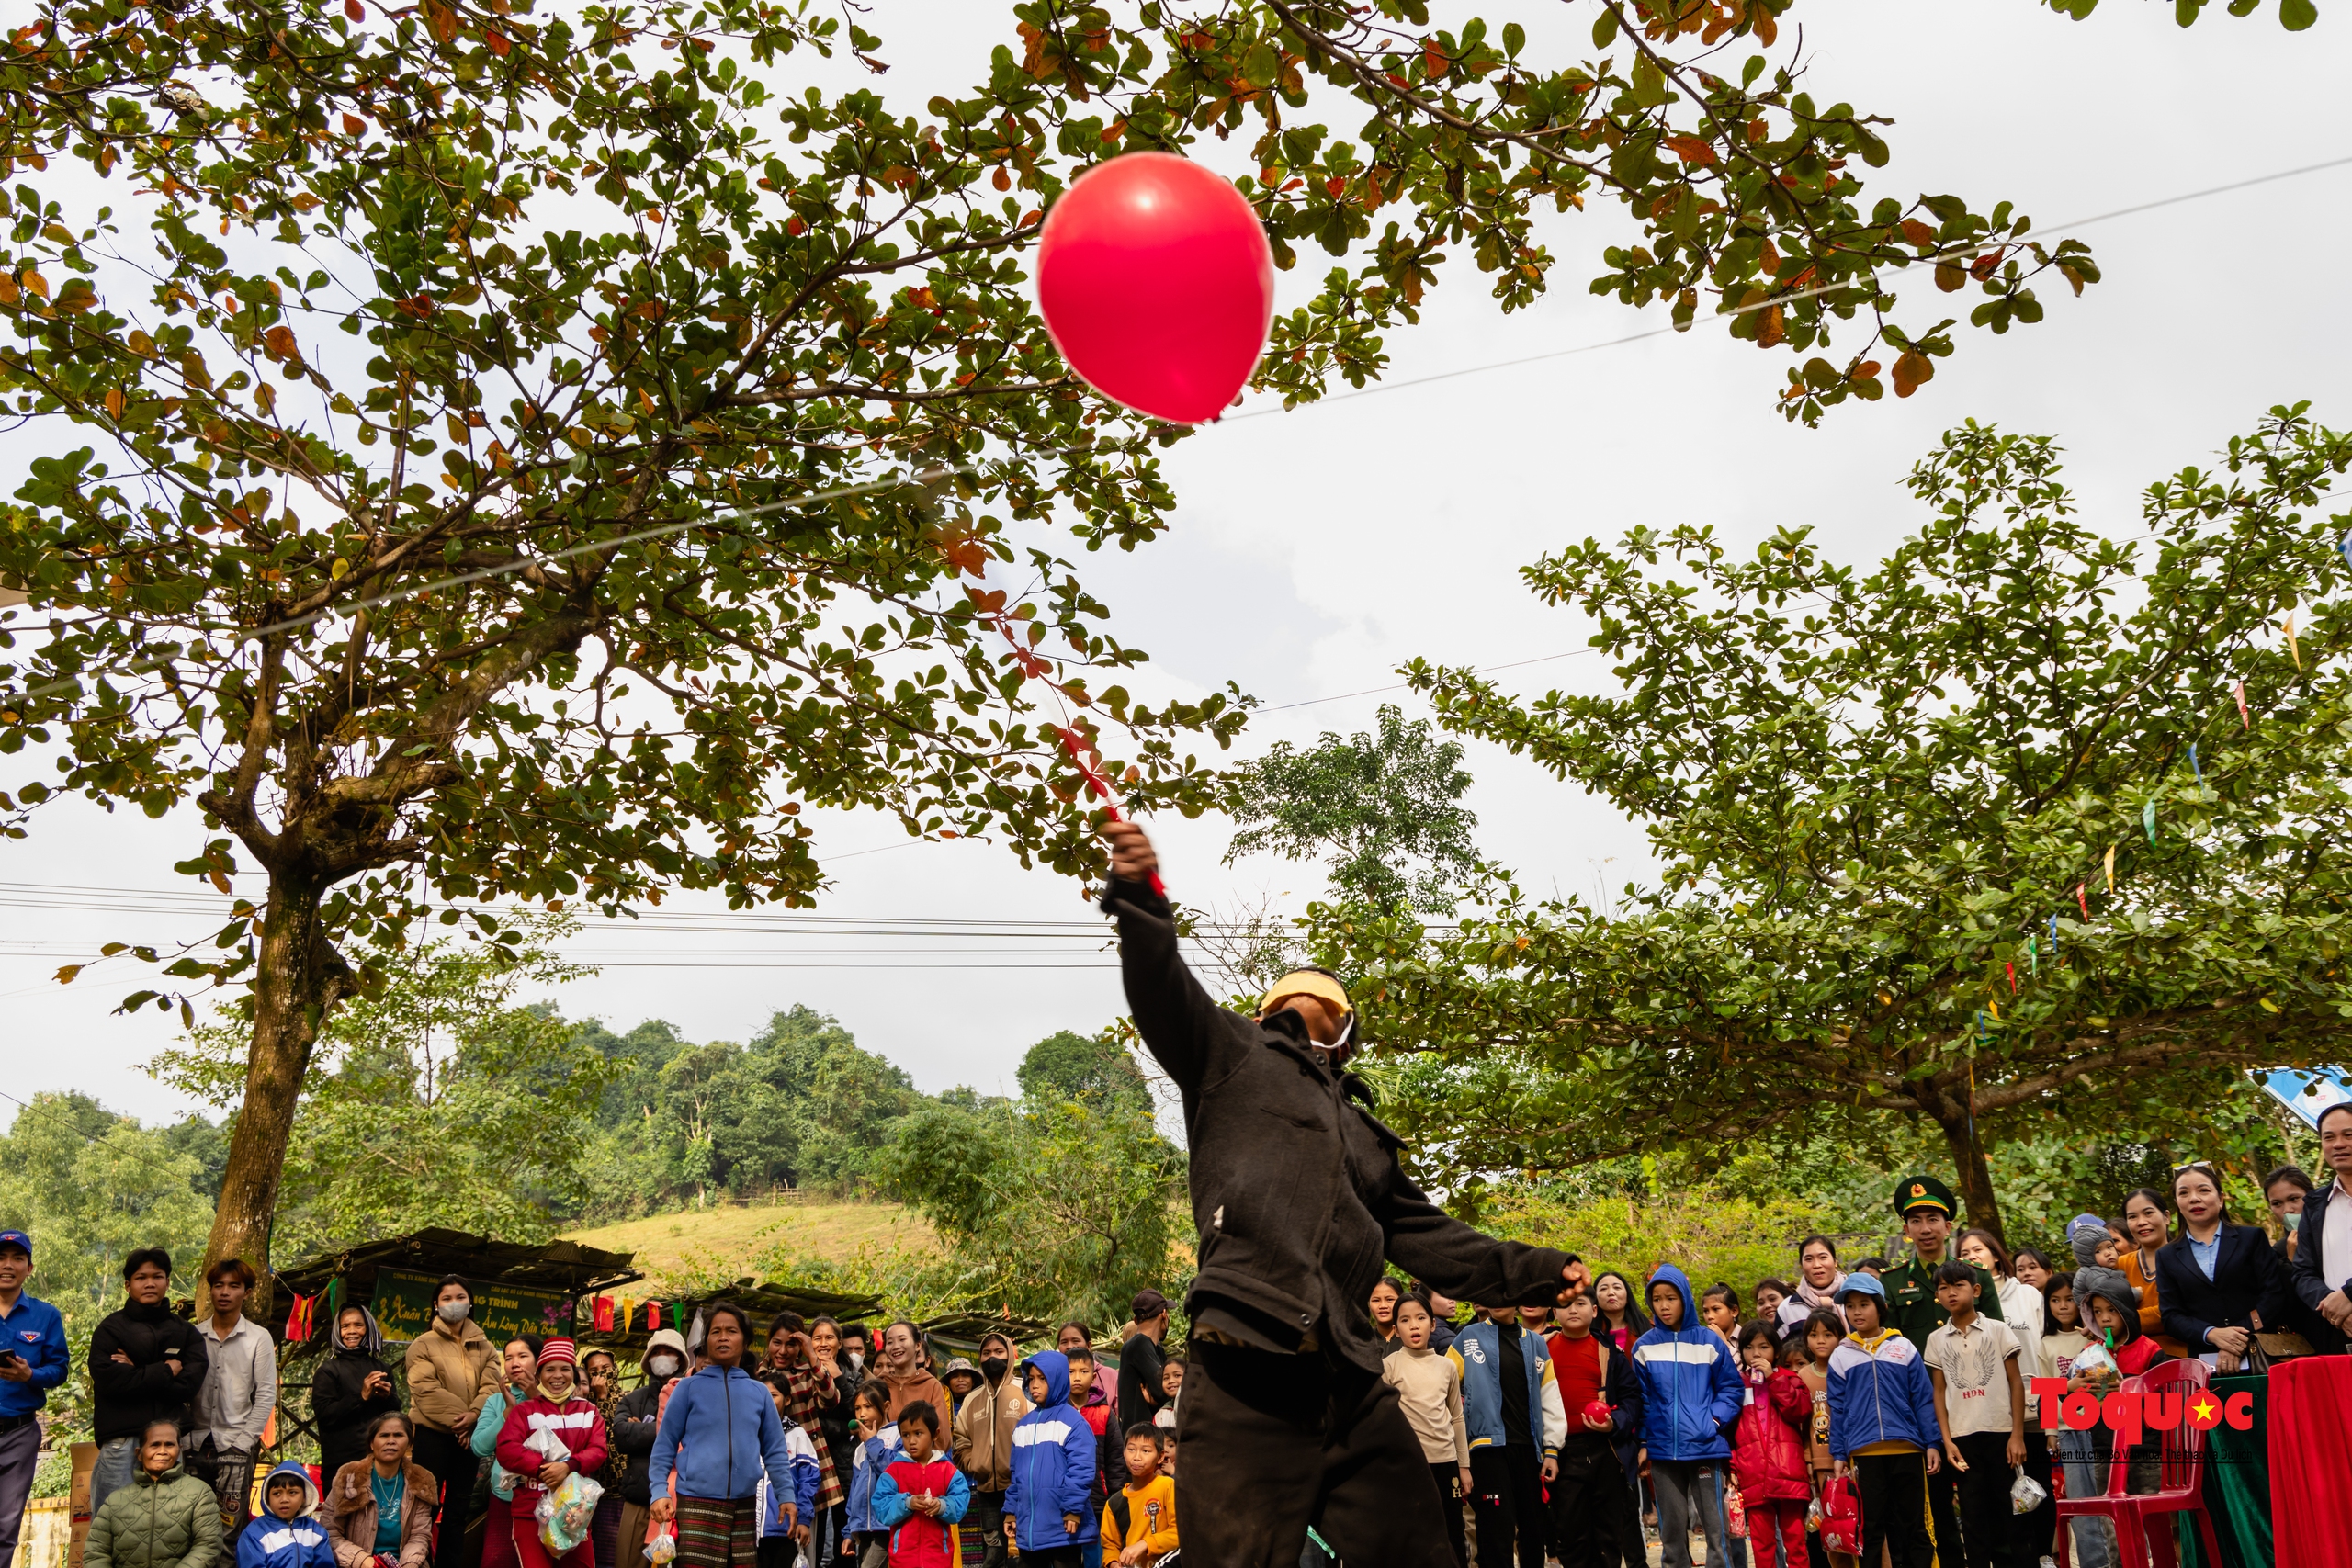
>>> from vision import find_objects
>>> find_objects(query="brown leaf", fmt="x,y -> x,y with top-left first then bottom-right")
1900,219 -> 1935,248
1892,349 -> 1933,398
1757,306 -> 1784,348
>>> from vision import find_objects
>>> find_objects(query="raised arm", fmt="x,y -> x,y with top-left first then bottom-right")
1101,822 -> 1235,1096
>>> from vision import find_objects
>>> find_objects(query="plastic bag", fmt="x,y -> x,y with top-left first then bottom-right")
643,1532 -> 675,1565
2009,1465 -> 2048,1516
2069,1343 -> 2120,1391
537,1472 -> 605,1556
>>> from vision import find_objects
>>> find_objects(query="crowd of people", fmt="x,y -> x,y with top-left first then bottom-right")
0,1094 -> 2345,1568
1346,1125 -> 2352,1568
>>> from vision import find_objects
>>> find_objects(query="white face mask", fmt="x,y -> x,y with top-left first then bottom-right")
648,1354 -> 682,1378
846,1350 -> 864,1370
436,1302 -> 470,1324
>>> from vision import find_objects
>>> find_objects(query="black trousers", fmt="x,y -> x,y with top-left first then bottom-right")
1177,1338 -> 1456,1568
1468,1443 -> 1546,1568
1547,1432 -> 1634,1568
413,1426 -> 482,1568
1926,1454 -> 1962,1568
1950,1432 -> 2030,1568
1427,1461 -> 1468,1568
1854,1452 -> 1933,1568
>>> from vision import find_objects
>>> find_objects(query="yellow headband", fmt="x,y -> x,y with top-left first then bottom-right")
1259,970 -> 1353,1020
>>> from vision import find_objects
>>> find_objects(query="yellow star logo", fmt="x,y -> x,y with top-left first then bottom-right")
2191,1395 -> 2218,1424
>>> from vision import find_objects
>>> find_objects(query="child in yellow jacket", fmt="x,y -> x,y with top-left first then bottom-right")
1099,1426 -> 1178,1566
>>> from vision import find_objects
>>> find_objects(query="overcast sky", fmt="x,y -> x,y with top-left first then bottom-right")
8,0 -> 2351,1129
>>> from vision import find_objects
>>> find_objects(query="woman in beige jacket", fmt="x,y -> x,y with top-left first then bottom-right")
401,1277 -> 495,1568
323,1414 -> 439,1568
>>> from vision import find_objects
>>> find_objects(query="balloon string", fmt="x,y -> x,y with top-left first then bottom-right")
987,612 -> 1166,897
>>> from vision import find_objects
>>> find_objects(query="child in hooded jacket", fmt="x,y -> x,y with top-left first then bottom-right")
1002,1352 -> 1096,1568
1632,1267 -> 1745,1568
1825,1276 -> 1939,1568
1729,1324 -> 1810,1568
238,1464 -> 337,1568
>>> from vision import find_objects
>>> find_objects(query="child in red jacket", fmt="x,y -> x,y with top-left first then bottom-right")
493,1339 -> 609,1568
1731,1324 -> 1812,1568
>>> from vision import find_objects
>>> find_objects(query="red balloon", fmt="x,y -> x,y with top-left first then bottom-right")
1035,152 -> 1275,424
1583,1400 -> 1614,1428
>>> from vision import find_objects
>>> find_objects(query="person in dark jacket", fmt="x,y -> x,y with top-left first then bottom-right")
609,1328 -> 690,1560
2155,1163 -> 2290,1370
90,1249 -> 209,1518
1100,823 -> 1586,1568
2291,1101 -> 2352,1354
311,1308 -> 400,1484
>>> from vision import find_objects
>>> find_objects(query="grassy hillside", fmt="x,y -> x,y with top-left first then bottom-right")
563,1198 -> 936,1290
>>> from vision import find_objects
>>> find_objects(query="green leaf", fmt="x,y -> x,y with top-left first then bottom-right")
2281,0 -> 2317,27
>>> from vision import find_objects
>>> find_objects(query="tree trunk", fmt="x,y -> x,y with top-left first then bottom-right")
202,876 -> 353,1317
1930,1100 -> 2005,1247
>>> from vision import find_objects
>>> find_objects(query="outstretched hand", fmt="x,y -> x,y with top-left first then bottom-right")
1101,820 -> 1158,884
1555,1258 -> 1591,1306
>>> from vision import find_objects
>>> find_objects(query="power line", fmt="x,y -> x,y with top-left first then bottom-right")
1225,151 -> 2352,422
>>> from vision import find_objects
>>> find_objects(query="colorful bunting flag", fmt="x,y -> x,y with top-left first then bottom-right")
2236,682 -> 2250,730
2287,614 -> 2301,671
2104,844 -> 2116,893
2006,962 -> 2017,993
2143,798 -> 2156,845
2190,742 -> 2201,783
594,1296 -> 615,1333
2076,883 -> 2090,919
2028,935 -> 2039,976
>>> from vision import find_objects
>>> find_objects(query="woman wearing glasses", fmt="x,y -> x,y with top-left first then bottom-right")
2153,1163 -> 2290,1373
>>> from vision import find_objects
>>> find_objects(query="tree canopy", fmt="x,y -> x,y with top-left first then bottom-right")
0,0 -> 2126,1292
1016,1024 -> 1153,1113
1226,700 -> 1479,914
1327,407 -> 2352,1240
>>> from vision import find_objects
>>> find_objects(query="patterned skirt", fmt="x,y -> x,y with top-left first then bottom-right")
673,1495 -> 759,1568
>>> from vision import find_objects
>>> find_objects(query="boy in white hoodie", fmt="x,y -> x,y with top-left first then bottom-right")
1379,1297 -> 1470,1567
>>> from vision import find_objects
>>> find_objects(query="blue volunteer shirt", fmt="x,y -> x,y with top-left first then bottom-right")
0,1291 -> 69,1418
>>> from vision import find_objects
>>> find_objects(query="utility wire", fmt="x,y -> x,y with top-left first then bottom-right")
1225,152 -> 2352,422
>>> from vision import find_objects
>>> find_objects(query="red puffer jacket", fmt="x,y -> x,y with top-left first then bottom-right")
1730,1368 -> 1812,1504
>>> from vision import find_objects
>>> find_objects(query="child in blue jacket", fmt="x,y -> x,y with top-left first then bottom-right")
236,1463 -> 335,1568
755,1381 -> 820,1568
1825,1274 -> 1940,1568
842,1384 -> 900,1565
1002,1351 -> 1096,1567
1631,1266 -> 1745,1568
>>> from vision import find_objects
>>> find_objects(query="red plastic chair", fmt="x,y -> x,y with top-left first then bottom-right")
2052,1359 -> 2228,1568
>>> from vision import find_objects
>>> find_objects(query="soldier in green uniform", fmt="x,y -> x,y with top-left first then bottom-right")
1878,1174 -> 2005,1568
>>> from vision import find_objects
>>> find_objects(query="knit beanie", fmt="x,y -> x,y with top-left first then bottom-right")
2066,1213 -> 2110,1269
2072,1266 -> 2141,1339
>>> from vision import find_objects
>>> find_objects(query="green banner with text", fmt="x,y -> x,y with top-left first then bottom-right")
370,1267 -> 576,1345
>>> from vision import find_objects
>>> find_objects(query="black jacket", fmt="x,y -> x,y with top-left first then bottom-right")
2154,1223 -> 2290,1354
88,1301 -> 209,1443
1107,876 -> 1574,1375
610,1374 -> 683,1505
311,1345 -> 401,1472
1116,1333 -> 1165,1436
2292,1181 -> 2352,1354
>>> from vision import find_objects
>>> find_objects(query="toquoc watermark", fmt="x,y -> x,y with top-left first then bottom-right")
2030,1378 -> 2255,1443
